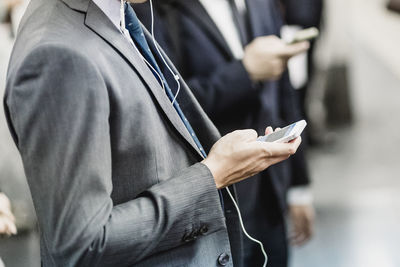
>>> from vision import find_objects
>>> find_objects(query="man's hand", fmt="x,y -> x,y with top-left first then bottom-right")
242,35 -> 309,81
0,193 -> 17,236
202,127 -> 301,189
289,204 -> 315,246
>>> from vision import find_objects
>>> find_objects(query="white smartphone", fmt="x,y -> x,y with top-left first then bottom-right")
257,120 -> 307,143
286,27 -> 319,44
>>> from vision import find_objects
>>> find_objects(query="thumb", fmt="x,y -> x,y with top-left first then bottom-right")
278,41 -> 310,58
265,126 -> 273,135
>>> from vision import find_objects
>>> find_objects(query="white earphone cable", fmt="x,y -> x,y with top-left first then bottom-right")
149,0 -> 181,105
120,0 -> 125,30
134,45 -> 166,92
121,0 -> 166,92
225,187 -> 268,267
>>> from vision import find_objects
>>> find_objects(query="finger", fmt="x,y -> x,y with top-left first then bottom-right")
0,193 -> 11,209
290,232 -> 303,245
261,140 -> 300,157
304,215 -> 314,240
260,144 -> 292,158
1,209 -> 15,222
8,221 -> 17,235
8,212 -> 16,222
3,218 -> 17,236
297,215 -> 313,246
265,126 -> 273,135
289,137 -> 302,152
302,217 -> 311,238
231,129 -> 258,141
0,220 -> 6,234
288,136 -> 301,143
274,127 -> 281,132
241,129 -> 258,140
289,226 -> 306,246
292,234 -> 308,246
289,234 -> 300,245
277,41 -> 310,58
293,222 -> 307,244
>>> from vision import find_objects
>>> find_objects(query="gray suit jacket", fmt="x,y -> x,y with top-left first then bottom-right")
4,0 -> 242,265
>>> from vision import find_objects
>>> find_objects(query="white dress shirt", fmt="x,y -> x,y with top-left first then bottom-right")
199,0 -> 245,59
93,0 -> 138,47
93,0 -> 121,29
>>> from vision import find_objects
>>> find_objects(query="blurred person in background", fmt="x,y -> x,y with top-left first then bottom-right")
0,191 -> 17,267
1,5 -> 23,267
136,0 -> 315,266
0,192 -> 16,236
279,0 -> 325,145
0,0 -> 21,24
280,0 -> 323,112
1,5 -> 19,267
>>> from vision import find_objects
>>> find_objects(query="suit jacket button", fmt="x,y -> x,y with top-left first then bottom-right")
182,233 -> 194,243
199,225 -> 208,235
218,253 -> 230,266
190,230 -> 198,240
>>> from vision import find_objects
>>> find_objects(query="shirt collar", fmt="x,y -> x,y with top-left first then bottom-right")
93,0 -> 121,29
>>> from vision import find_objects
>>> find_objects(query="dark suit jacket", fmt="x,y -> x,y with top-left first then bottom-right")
280,0 -> 323,29
4,0 -> 242,265
135,0 -> 310,221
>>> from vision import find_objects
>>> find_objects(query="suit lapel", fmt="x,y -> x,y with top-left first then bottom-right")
83,0 -> 205,158
175,0 -> 233,60
142,27 -> 221,152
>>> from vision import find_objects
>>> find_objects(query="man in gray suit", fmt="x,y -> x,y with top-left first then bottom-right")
4,0 -> 301,266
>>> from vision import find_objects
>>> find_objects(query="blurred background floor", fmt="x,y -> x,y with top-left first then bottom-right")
1,0 -> 400,266
290,2 -> 400,264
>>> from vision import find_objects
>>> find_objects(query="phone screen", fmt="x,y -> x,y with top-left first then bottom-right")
257,120 -> 306,143
288,27 -> 319,44
259,123 -> 296,142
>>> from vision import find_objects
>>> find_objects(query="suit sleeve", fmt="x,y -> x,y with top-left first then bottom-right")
281,0 -> 323,29
5,45 -> 225,266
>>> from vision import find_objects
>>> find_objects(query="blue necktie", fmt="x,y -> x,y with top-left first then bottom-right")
124,4 -> 207,158
124,5 -> 224,208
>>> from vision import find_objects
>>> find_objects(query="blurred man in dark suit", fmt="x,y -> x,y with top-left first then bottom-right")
280,0 -> 324,123
136,1 -> 315,266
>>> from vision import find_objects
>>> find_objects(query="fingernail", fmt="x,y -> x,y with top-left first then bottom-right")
10,224 -> 17,235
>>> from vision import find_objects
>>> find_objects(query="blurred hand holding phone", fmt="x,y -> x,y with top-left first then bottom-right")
286,27 -> 319,44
